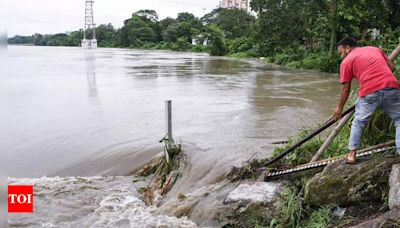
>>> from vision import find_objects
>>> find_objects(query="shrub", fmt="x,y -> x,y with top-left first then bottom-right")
191,45 -> 208,52
226,37 -> 254,54
205,25 -> 226,56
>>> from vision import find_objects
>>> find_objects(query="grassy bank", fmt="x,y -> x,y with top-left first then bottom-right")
126,39 -> 400,77
228,93 -> 398,227
9,34 -> 400,76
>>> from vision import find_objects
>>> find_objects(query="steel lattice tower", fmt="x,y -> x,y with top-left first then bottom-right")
82,0 -> 97,49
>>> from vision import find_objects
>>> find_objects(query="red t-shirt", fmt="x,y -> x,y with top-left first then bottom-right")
340,46 -> 399,97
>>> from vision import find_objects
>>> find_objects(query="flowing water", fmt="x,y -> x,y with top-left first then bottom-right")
2,46 -> 340,226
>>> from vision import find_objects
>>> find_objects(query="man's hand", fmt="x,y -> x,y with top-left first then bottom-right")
333,106 -> 343,120
334,81 -> 351,121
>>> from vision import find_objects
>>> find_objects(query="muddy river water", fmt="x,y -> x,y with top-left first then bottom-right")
3,46 -> 342,226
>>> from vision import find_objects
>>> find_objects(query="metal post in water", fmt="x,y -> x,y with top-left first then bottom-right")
164,100 -> 173,165
165,100 -> 173,143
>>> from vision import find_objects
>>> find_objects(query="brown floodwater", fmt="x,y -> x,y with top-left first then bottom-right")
2,46 -> 341,192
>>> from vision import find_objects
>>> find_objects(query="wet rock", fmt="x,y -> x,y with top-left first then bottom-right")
389,164 -> 400,209
349,208 -> 400,228
224,182 -> 282,204
221,181 -> 290,227
155,181 -> 290,227
304,157 -> 400,207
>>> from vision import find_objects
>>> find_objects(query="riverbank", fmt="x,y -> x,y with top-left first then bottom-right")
96,44 -> 400,76
125,78 -> 399,226
130,106 -> 400,227
221,101 -> 398,226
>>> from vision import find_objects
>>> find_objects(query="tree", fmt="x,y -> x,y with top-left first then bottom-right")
67,30 -> 84,46
326,0 -> 391,54
329,0 -> 338,55
132,10 -> 162,43
201,8 -> 223,25
387,0 -> 400,29
133,10 -> 159,23
177,12 -> 195,23
160,13 -> 202,44
33,33 -> 43,45
96,24 -> 117,47
118,23 -> 130,47
127,17 -> 156,44
205,24 -> 226,56
176,12 -> 203,42
163,23 -> 180,42
215,9 -> 255,39
177,22 -> 193,42
120,13 -> 157,47
46,33 -> 69,46
251,0 -> 310,55
160,17 -> 177,31
8,35 -> 33,44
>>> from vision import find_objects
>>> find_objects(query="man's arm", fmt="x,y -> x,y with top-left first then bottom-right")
333,81 -> 351,120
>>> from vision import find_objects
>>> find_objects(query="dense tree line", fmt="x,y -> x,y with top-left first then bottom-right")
8,2 -> 400,72
8,9 -> 254,57
250,0 -> 400,72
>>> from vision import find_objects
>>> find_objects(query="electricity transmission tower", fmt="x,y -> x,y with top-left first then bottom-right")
81,0 -> 97,49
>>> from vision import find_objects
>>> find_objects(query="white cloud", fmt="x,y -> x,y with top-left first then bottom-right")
8,0 -> 219,36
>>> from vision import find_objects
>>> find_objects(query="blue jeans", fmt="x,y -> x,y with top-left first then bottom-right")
349,88 -> 400,154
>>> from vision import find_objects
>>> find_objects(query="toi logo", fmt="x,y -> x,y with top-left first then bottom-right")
8,185 -> 34,213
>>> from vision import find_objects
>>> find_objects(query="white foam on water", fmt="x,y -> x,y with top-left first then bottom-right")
8,176 -> 197,228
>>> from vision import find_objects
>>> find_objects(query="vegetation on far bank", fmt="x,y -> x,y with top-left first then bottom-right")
8,0 -> 400,73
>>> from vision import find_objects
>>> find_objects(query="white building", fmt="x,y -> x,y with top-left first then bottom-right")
219,0 -> 249,11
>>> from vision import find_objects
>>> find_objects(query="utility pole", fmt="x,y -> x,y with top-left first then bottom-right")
81,0 -> 97,49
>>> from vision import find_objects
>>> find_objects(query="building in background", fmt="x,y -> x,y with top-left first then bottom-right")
219,0 -> 249,11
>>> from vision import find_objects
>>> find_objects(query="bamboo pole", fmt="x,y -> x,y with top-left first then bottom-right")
389,43 -> 400,62
266,106 -> 355,165
310,109 -> 354,162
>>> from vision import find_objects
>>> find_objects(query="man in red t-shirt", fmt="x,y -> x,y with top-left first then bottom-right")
334,37 -> 400,164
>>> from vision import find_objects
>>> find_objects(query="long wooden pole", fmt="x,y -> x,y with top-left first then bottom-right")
310,110 -> 354,162
266,106 -> 355,165
389,43 -> 400,62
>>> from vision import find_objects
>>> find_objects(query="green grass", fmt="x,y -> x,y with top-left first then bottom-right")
270,100 -> 395,169
273,188 -> 334,228
303,207 -> 333,228
278,187 -> 304,228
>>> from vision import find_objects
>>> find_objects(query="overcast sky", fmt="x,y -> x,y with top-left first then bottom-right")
8,0 -> 220,36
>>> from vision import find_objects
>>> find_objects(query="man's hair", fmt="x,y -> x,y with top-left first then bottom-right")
337,37 -> 357,47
